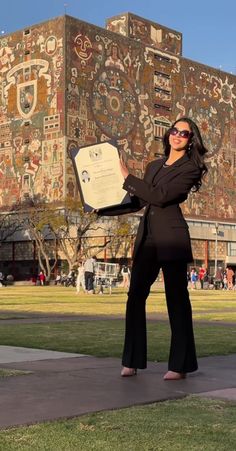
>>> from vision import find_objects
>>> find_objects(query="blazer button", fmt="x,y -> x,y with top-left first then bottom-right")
150,211 -> 154,215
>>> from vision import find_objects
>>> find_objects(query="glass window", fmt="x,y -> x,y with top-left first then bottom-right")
228,242 -> 236,256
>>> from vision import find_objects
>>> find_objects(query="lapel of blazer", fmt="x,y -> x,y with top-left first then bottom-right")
152,154 -> 190,186
146,159 -> 164,184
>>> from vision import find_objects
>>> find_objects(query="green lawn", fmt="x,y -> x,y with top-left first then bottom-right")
0,320 -> 235,361
0,286 -> 236,322
0,396 -> 235,450
0,285 -> 235,360
0,286 -> 236,449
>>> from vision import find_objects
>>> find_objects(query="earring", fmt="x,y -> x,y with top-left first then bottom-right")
188,142 -> 193,151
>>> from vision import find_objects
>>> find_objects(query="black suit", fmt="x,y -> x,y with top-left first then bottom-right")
100,154 -> 200,372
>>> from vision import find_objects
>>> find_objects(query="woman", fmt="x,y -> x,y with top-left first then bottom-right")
121,265 -> 130,288
76,261 -> 85,294
99,117 -> 208,380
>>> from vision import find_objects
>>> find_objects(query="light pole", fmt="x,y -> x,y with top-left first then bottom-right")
214,222 -> 219,277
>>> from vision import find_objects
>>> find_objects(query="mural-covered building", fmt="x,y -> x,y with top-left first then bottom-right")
0,12 -> 236,276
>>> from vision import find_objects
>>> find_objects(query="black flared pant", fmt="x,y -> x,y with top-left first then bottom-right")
122,237 -> 198,373
85,271 -> 94,291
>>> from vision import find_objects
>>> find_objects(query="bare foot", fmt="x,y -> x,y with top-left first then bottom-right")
163,371 -> 186,380
121,367 -> 137,377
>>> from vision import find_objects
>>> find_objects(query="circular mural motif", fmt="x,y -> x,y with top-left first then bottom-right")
91,69 -> 138,138
194,108 -> 223,157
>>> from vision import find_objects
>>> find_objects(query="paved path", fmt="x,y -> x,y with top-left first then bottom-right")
0,347 -> 235,429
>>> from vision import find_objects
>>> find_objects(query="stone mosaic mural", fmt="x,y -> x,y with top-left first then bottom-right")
0,17 -> 65,206
66,13 -> 236,220
172,62 -> 236,219
106,13 -> 182,55
0,13 -> 236,222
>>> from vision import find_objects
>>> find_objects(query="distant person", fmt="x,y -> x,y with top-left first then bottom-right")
226,267 -> 234,290
76,261 -> 85,294
199,266 -> 206,289
223,271 -> 228,290
55,273 -> 61,285
203,269 -> 209,289
38,271 -> 46,286
121,265 -> 130,288
0,271 -> 6,287
215,267 -> 223,289
84,256 -> 96,293
190,268 -> 198,289
66,269 -> 76,287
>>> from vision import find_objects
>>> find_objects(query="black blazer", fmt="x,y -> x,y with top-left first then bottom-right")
99,154 -> 201,262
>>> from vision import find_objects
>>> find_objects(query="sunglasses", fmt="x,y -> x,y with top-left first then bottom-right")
169,127 -> 192,139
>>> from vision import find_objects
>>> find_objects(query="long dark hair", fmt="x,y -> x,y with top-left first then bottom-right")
163,117 -> 208,191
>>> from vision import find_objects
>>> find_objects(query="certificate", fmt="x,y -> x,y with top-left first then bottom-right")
70,142 -> 131,212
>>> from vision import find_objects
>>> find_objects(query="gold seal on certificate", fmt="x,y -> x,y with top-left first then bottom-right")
70,142 -> 131,212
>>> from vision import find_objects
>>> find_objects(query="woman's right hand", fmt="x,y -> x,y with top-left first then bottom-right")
120,155 -> 129,180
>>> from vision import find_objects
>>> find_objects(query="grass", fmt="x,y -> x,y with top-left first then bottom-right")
0,287 -> 236,449
0,286 -> 236,322
0,320 -> 235,361
0,286 -> 235,360
0,396 -> 235,450
0,369 -> 32,377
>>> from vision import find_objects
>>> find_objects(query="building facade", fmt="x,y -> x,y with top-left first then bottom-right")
0,13 -> 236,277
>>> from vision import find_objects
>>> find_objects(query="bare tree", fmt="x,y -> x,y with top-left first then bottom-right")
105,215 -> 139,260
48,198 -> 105,271
22,203 -> 58,282
5,197 -> 139,281
0,210 -> 22,245
23,198 -> 112,274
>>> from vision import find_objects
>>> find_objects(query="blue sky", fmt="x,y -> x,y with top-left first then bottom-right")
1,0 -> 236,74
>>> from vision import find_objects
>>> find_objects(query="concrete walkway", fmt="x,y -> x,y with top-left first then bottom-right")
0,346 -> 235,429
